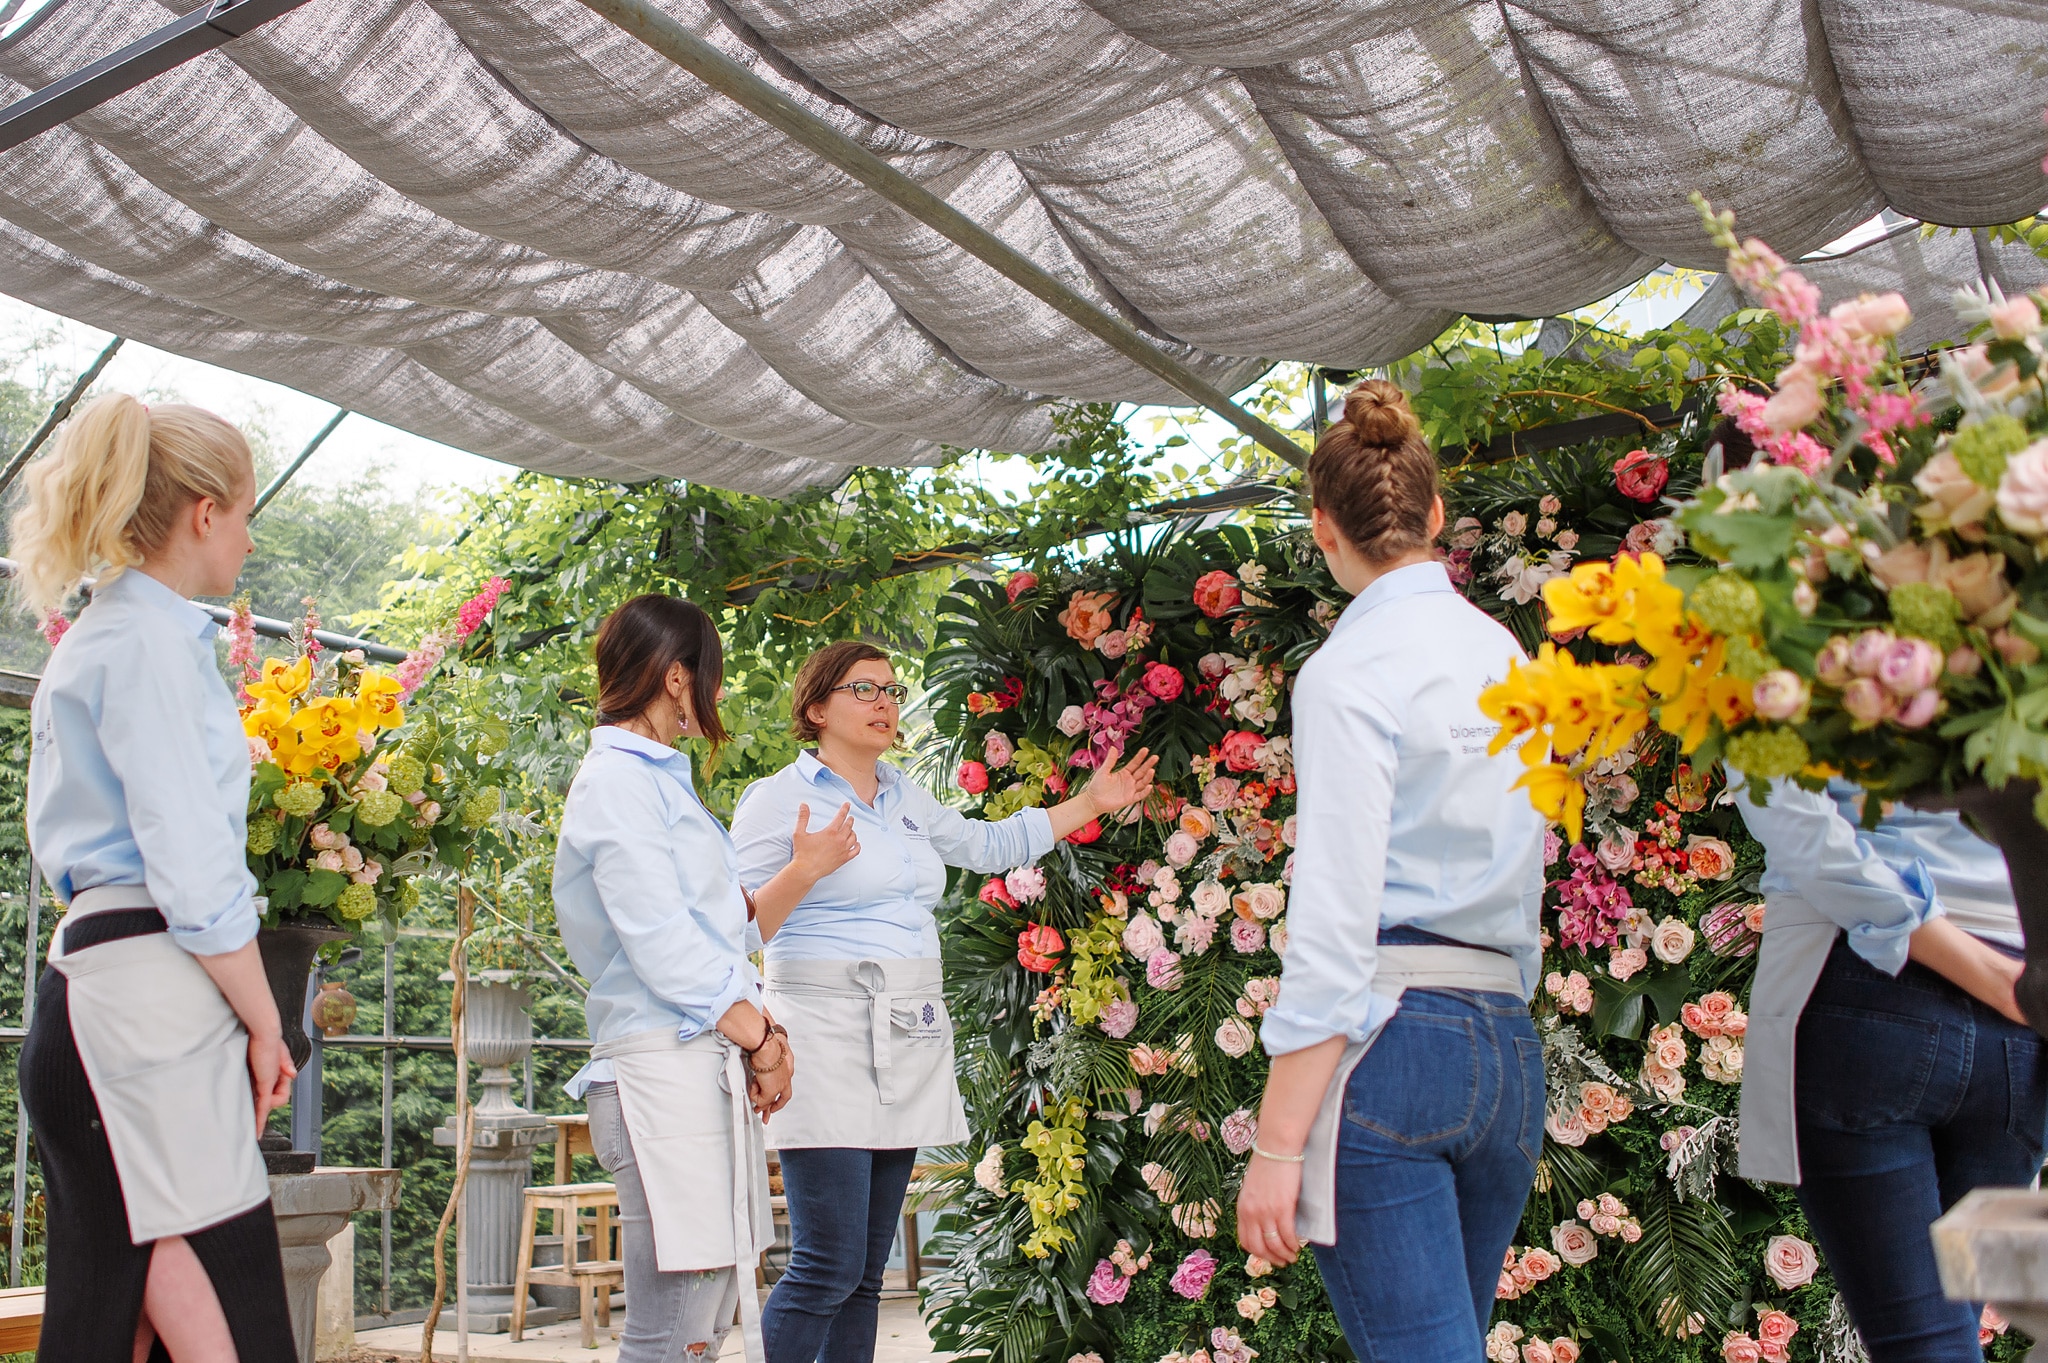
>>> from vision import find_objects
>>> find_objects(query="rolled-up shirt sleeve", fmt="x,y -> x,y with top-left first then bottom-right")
1743,780 -> 1936,975
921,791 -> 1054,873
578,766 -> 759,1038
94,654 -> 257,956
1261,662 -> 1403,1056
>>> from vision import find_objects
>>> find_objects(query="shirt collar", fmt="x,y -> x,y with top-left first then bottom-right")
796,750 -> 902,792
1333,560 -> 1456,634
589,725 -> 691,772
99,568 -> 217,639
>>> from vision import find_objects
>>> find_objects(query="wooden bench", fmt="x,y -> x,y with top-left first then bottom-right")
0,1285 -> 42,1354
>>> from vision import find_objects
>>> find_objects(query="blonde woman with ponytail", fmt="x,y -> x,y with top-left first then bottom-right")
14,394 -> 297,1362
1235,381 -> 1547,1360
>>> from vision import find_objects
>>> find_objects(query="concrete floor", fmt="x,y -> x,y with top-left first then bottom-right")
352,1290 -> 950,1362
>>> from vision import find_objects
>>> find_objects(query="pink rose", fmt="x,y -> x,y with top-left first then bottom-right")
1164,831 -> 1199,868
1096,629 -> 1129,660
1146,949 -> 1184,991
983,731 -> 1016,769
1230,918 -> 1267,954
1122,913 -> 1164,961
1877,636 -> 1942,697
1004,571 -> 1038,603
1143,662 -> 1186,701
1235,884 -> 1286,920
1609,947 -> 1648,981
1520,1247 -> 1561,1281
1551,1220 -> 1598,1266
1814,636 -> 1855,686
1085,1259 -> 1129,1305
1596,828 -> 1637,872
1841,677 -> 1893,727
957,760 -> 989,794
1848,628 -> 1895,678
1756,1309 -> 1798,1347
1722,1332 -> 1763,1363
1169,1249 -> 1218,1299
1914,450 -> 1997,530
1896,688 -> 1942,730
1193,571 -> 1243,619
1523,1342 -> 1555,1363
1996,439 -> 2048,536
1764,1234 -> 1818,1289
1751,670 -> 1809,721
1191,880 -> 1230,918
1219,731 -> 1264,773
1214,1017 -> 1256,1057
1615,449 -> 1670,502
1546,1107 -> 1589,1147
1989,293 -> 2042,340
1056,705 -> 1087,737
1550,1341 -> 1582,1363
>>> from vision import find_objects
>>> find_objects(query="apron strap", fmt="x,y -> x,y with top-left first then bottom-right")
725,1041 -> 766,1363
852,961 -> 896,1105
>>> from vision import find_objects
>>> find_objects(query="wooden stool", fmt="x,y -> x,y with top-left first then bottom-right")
514,1182 -> 624,1348
547,1113 -> 594,1188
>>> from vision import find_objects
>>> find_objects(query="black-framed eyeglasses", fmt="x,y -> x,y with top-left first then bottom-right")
832,680 -> 909,704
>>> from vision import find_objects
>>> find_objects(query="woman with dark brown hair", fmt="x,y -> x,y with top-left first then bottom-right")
1234,381 -> 1547,1359
729,640 -> 1157,1363
553,594 -> 789,1362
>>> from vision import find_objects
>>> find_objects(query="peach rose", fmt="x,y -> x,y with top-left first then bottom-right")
1722,1332 -> 1763,1363
1996,440 -> 2048,536
1579,1082 -> 1616,1115
1644,1062 -> 1687,1100
1522,1341 -> 1555,1363
1550,1220 -> 1598,1266
1764,1234 -> 1818,1289
1058,590 -> 1117,647
1550,1340 -> 1582,1363
1868,541 -> 1931,589
1650,1024 -> 1689,1071
1914,450 -> 1997,530
1520,1247 -> 1561,1280
1652,917 -> 1697,964
1756,1309 -> 1798,1347
1609,946 -> 1648,981
1546,1107 -> 1589,1147
1234,883 -> 1286,920
1931,548 -> 2019,627
1180,806 -> 1217,841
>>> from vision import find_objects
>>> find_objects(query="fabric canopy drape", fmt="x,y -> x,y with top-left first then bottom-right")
0,0 -> 2042,494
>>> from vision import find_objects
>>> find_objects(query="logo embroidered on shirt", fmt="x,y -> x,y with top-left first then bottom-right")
901,816 -> 920,833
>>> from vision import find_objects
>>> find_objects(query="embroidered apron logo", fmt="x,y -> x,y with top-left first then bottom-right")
905,999 -> 945,1041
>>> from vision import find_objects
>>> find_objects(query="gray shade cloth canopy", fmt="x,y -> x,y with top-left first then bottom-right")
0,0 -> 2042,495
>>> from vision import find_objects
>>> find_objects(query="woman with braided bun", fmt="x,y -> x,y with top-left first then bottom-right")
15,394 -> 296,1361
1235,380 -> 1547,1359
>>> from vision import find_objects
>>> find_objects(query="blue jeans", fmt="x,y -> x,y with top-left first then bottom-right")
762,1146 -> 917,1363
1313,989 -> 1545,1362
1794,937 -> 2048,1363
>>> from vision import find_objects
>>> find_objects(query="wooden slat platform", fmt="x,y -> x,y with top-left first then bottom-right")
0,1285 -> 43,1354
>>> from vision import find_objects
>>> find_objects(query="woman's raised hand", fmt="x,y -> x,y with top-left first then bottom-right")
790,801 -> 859,880
1085,746 -> 1161,816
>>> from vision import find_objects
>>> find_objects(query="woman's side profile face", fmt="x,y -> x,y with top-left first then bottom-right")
809,657 -> 900,755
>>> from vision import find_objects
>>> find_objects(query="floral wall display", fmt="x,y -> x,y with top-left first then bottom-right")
922,454 -> 2023,1362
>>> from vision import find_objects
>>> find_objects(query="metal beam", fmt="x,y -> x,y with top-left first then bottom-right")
0,0 -> 322,154
574,0 -> 1311,472
0,335 -> 123,498
252,407 -> 347,519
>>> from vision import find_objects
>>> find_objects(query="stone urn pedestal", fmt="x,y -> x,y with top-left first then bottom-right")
270,1167 -> 400,1363
433,971 -> 558,1333
1931,1187 -> 2048,1358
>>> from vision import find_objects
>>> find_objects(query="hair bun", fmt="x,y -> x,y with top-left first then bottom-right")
1341,379 -> 1421,447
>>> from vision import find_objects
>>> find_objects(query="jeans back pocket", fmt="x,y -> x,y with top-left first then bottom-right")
1344,1010 -> 1480,1149
1795,1004 -> 1939,1132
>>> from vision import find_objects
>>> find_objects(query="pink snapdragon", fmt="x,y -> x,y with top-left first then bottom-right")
456,576 -> 511,638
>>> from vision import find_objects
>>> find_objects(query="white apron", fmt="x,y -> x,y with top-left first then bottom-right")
590,1026 -> 772,1356
762,958 -> 966,1151
1296,943 -> 1528,1245
47,886 -> 269,1245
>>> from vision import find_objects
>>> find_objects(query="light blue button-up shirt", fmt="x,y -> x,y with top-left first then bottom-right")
27,569 -> 259,956
554,726 -> 762,1096
730,750 -> 1055,962
1740,779 -> 2018,975
1263,562 -> 1546,1057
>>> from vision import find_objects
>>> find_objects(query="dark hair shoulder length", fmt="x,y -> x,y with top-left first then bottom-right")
593,594 -> 730,751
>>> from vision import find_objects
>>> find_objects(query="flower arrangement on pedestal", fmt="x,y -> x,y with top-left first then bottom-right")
237,577 -> 512,934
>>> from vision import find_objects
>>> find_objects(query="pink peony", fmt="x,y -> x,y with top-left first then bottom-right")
1004,571 -> 1038,603
1096,630 -> 1129,660
957,760 -> 989,794
1996,440 -> 2048,536
1201,777 -> 1240,811
1123,913 -> 1165,961
1615,449 -> 1670,502
1099,999 -> 1138,1038
1193,571 -> 1242,619
983,731 -> 1015,768
1085,1259 -> 1129,1306
1219,731 -> 1264,773
1847,628 -> 1895,677
1059,590 -> 1117,647
1169,1249 -> 1218,1299
1764,1234 -> 1818,1289
1006,867 -> 1048,903
1142,662 -> 1186,701
1230,918 -> 1267,954
1146,949 -> 1184,991
1895,688 -> 1942,729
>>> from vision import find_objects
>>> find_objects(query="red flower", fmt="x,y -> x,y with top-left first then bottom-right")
1219,730 -> 1264,773
1065,818 -> 1102,845
1141,662 -> 1185,701
957,760 -> 989,794
1005,570 -> 1038,604
1614,449 -> 1670,502
979,878 -> 1017,910
1017,923 -> 1065,973
1192,570 -> 1242,619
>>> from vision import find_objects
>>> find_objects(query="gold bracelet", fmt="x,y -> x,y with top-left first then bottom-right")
1252,1144 -> 1306,1164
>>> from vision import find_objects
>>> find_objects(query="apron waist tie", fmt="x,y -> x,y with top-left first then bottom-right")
767,961 -> 904,1105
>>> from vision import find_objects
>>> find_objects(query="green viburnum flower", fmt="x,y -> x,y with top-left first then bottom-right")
1722,635 -> 1779,682
1689,572 -> 1765,638
398,879 -> 421,913
384,753 -> 427,797
1724,726 -> 1812,782
274,781 -> 324,819
336,882 -> 378,922
354,790 -> 406,827
1952,414 -> 2030,489
460,787 -> 502,831
1886,581 -> 1963,651
246,817 -> 279,856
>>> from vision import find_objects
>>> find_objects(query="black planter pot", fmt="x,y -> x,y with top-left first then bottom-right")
1920,780 -> 2048,1038
254,919 -> 349,1173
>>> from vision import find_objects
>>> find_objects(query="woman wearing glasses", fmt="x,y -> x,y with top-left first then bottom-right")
731,641 -> 1157,1363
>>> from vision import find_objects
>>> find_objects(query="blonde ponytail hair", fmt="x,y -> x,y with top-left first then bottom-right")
9,395 -> 253,615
